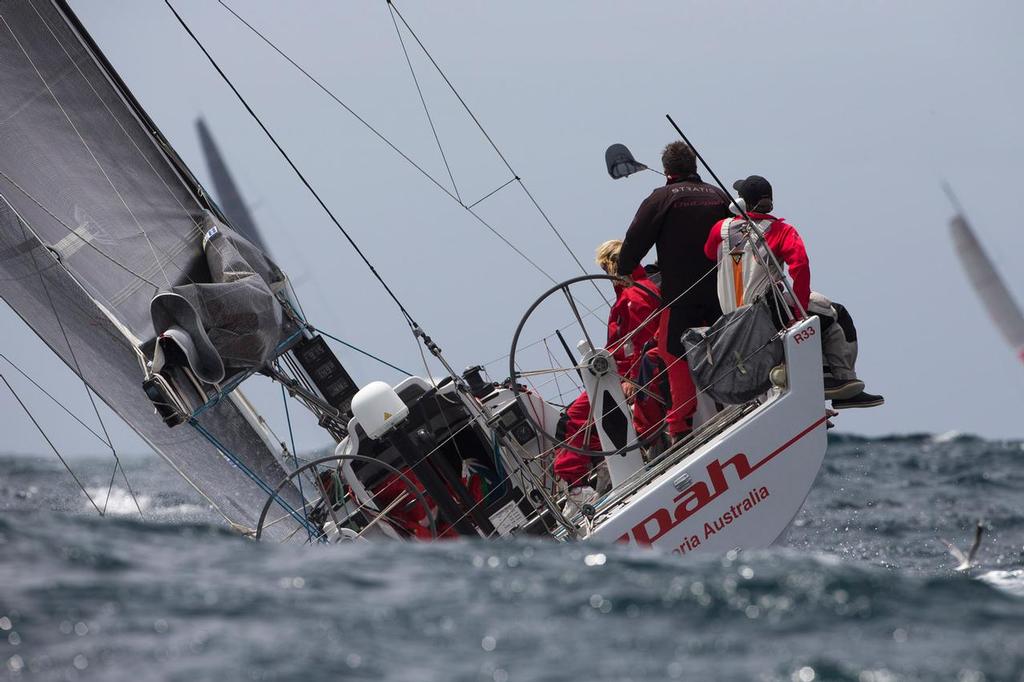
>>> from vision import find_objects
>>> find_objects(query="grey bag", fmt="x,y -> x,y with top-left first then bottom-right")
150,211 -> 293,383
682,299 -> 783,405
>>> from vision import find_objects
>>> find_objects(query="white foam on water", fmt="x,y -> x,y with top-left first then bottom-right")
931,430 -> 962,444
86,486 -> 151,515
978,569 -> 1024,597
84,486 -> 206,518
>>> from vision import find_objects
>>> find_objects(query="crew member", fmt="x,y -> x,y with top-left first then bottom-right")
616,142 -> 731,442
553,240 -> 661,494
705,175 -> 883,408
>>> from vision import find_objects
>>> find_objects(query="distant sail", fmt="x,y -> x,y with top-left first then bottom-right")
0,0 -> 304,534
196,118 -> 269,252
950,214 -> 1024,363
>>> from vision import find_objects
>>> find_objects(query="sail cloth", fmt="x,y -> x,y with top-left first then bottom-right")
682,301 -> 783,405
0,0 -> 304,535
151,212 -> 292,384
950,215 -> 1024,363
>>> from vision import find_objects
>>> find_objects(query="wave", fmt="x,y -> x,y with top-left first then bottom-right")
81,486 -> 208,518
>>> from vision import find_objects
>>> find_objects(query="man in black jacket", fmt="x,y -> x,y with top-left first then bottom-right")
617,141 -> 730,440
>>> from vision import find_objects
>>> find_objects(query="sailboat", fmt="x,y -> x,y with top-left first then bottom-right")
0,0 -> 829,552
195,118 -> 269,254
946,187 -> 1024,365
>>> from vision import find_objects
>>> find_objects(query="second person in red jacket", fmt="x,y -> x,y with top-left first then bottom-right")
553,240 -> 661,492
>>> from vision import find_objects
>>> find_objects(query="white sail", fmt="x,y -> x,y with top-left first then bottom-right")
950,214 -> 1024,363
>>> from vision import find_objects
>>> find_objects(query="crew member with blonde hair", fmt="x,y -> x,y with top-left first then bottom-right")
554,239 -> 661,496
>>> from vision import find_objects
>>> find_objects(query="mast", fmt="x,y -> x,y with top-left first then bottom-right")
0,0 -> 306,535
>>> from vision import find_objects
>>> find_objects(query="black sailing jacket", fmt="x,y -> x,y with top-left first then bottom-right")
617,175 -> 731,315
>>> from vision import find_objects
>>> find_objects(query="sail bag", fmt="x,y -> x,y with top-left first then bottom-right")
682,300 -> 783,405
150,212 -> 292,384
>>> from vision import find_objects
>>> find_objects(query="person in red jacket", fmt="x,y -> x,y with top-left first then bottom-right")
704,174 -> 811,314
705,175 -> 883,407
598,240 -> 662,381
553,240 -> 661,491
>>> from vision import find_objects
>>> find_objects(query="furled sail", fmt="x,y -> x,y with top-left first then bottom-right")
950,214 -> 1024,364
0,0 -> 305,534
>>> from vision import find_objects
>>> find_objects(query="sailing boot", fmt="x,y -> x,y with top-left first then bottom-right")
823,377 -> 865,400
832,391 -> 884,410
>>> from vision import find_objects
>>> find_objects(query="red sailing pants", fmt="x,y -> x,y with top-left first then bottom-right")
553,393 -> 603,486
657,309 -> 697,437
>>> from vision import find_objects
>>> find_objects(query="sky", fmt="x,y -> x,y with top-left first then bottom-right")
2,0 -> 1022,460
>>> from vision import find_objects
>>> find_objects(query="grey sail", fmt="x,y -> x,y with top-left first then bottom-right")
196,117 -> 269,252
950,214 -> 1024,364
0,0 -> 305,534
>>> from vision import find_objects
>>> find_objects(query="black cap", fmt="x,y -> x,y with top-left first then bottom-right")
733,175 -> 772,204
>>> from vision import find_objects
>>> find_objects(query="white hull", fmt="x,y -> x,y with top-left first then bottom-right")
586,316 -> 827,554
328,314 -> 828,555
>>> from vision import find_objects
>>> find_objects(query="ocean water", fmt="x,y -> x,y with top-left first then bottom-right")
2,433 -> 1023,682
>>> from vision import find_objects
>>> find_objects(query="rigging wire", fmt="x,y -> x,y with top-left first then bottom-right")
0,350 -> 110,449
163,0 -> 421,334
384,0 -> 607,302
20,220 -> 144,517
310,326 -> 413,376
467,177 -> 517,210
214,0 -> 458,204
213,0 -> 558,285
281,383 -> 314,543
188,416 -> 322,539
1,374 -> 103,516
386,1 -> 461,203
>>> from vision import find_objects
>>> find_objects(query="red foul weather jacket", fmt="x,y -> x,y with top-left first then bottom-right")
608,267 -> 661,379
553,269 -> 662,485
704,211 -> 811,312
